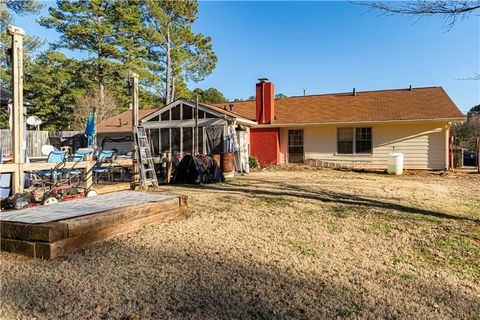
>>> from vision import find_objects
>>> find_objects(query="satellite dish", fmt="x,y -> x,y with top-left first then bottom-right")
26,115 -> 42,126
41,145 -> 55,157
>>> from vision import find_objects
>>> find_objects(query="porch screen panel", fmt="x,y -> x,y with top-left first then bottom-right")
161,110 -> 169,121
198,127 -> 204,154
171,127 -> 181,156
182,104 -> 193,119
160,128 -> 170,153
171,105 -> 181,120
149,129 -> 159,156
182,127 -> 193,155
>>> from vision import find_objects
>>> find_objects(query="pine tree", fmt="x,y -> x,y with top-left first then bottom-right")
144,0 -> 217,104
39,0 -> 120,111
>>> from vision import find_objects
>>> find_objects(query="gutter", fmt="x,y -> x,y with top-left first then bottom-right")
252,117 -> 466,128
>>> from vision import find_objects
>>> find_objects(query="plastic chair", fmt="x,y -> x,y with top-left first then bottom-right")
92,150 -> 115,183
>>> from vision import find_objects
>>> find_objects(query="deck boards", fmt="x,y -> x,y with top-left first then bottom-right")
0,191 -> 187,259
0,191 -> 177,224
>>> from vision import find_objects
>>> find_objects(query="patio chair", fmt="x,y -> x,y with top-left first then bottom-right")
64,149 -> 93,184
92,150 -> 115,184
35,150 -> 67,186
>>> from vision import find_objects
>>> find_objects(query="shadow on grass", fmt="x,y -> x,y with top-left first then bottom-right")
170,178 -> 479,224
1,240 -> 479,319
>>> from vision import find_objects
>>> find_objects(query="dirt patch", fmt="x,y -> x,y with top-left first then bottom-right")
1,168 -> 479,319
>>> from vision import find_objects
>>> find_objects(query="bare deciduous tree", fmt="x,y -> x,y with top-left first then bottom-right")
357,1 -> 480,29
72,90 -> 119,131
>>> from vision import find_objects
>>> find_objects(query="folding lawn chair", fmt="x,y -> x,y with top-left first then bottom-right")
64,149 -> 93,184
35,150 -> 67,186
92,150 -> 116,184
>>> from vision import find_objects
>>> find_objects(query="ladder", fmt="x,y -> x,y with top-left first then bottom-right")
134,126 -> 159,189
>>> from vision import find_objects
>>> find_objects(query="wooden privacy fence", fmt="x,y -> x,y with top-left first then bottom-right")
0,130 -> 80,157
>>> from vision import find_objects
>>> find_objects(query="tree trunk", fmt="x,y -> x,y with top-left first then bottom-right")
97,15 -> 106,112
99,65 -> 105,111
165,28 -> 172,105
171,76 -> 175,101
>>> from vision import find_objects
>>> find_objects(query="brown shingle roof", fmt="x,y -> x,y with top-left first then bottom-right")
96,109 -> 157,133
216,87 -> 464,125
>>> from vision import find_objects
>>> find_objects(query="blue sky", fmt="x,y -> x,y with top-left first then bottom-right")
13,1 -> 480,113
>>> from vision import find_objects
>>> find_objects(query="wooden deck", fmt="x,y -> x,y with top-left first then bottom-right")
0,191 -> 187,259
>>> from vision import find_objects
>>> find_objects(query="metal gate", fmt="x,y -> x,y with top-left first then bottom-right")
288,129 -> 304,163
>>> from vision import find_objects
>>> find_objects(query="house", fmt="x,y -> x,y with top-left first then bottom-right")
96,99 -> 255,171
214,80 -> 464,170
96,79 -> 464,170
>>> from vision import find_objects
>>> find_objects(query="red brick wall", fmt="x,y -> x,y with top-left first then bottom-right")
250,128 -> 280,166
255,81 -> 274,124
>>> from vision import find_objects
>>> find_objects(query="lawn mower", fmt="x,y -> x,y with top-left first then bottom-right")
1,151 -> 116,210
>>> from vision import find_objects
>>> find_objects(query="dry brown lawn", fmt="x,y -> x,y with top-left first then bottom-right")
1,168 -> 479,319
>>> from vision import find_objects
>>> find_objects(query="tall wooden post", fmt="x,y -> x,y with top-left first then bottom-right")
195,95 -> 199,155
130,72 -> 139,188
477,136 -> 480,174
8,25 -> 25,194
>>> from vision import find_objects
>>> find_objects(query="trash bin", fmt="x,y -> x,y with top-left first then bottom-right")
387,152 -> 404,175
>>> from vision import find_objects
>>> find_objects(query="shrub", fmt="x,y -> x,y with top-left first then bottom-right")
249,156 -> 259,169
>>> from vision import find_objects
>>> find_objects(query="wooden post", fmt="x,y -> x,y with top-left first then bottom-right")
477,136 -> 480,174
166,151 -> 172,184
195,95 -> 199,155
8,25 -> 25,194
85,153 -> 94,190
129,72 -> 139,189
450,135 -> 455,171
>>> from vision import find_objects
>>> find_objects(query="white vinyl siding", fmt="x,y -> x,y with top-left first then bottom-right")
298,122 -> 448,170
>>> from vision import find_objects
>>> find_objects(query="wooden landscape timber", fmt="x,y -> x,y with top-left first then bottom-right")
0,192 -> 188,259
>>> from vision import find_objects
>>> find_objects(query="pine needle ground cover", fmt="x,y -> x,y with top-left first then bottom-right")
1,169 -> 479,319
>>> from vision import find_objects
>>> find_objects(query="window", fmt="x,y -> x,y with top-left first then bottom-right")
355,127 -> 372,154
337,128 -> 354,154
337,127 -> 372,154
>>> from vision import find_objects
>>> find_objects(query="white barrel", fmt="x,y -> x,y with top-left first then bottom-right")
387,152 -> 404,175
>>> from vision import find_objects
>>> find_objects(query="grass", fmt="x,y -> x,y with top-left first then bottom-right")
327,222 -> 343,233
432,233 -> 480,278
1,168 -> 479,319
299,208 -> 321,221
380,268 -> 416,280
370,219 -> 396,235
336,305 -> 358,318
285,239 -> 316,257
252,196 -> 290,208
330,205 -> 350,218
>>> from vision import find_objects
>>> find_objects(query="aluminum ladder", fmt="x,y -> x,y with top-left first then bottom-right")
134,126 -> 159,189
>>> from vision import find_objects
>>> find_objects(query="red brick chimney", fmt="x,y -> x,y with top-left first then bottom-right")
255,78 -> 274,124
